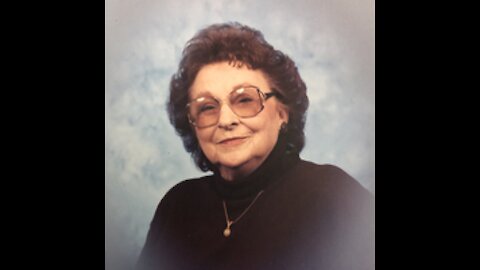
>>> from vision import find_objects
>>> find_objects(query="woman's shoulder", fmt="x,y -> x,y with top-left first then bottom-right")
290,159 -> 373,199
289,160 -> 374,224
150,175 -> 215,219
164,174 -> 215,199
293,159 -> 355,182
295,159 -> 351,176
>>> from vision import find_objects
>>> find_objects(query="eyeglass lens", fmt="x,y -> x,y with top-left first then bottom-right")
188,87 -> 263,127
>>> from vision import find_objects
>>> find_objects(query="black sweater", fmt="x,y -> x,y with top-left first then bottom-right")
137,139 -> 375,270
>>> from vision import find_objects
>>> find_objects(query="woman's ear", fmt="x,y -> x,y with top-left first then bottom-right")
278,104 -> 289,124
277,105 -> 289,134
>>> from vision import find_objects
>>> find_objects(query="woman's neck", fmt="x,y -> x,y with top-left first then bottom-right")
211,134 -> 300,200
218,155 -> 268,181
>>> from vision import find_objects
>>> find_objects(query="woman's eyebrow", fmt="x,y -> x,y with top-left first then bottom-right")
231,82 -> 257,90
190,90 -> 214,100
190,83 -> 260,100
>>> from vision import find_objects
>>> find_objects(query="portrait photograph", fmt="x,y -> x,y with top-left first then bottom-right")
106,0 -> 375,269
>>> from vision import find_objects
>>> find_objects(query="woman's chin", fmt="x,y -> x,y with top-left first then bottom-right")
216,153 -> 254,168
216,154 -> 263,175
217,158 -> 248,169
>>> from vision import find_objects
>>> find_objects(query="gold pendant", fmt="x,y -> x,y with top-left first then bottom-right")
224,220 -> 233,237
223,227 -> 231,237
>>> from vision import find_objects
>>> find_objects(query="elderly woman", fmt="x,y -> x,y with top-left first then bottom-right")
137,22 -> 374,270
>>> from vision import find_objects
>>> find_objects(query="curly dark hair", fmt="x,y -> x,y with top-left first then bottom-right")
167,22 -> 309,172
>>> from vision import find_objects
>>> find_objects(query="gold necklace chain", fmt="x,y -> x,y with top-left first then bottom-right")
222,190 -> 264,237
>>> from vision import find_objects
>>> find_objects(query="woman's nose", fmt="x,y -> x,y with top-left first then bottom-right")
217,103 -> 240,129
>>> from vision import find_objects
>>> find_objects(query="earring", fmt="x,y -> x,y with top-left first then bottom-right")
280,122 -> 288,133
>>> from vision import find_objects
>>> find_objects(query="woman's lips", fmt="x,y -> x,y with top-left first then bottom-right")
218,137 -> 248,146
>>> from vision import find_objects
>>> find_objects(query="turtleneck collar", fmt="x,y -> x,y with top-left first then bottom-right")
210,133 -> 300,200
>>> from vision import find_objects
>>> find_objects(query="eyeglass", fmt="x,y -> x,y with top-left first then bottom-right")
186,86 -> 277,128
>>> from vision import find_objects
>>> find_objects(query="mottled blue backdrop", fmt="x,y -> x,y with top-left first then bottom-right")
105,0 -> 374,269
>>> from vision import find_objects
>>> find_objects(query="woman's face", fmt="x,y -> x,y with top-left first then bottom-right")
189,61 -> 289,179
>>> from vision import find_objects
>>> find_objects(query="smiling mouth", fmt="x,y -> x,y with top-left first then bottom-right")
218,137 -> 248,146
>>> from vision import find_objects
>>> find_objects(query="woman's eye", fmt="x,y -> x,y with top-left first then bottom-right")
240,98 -> 253,103
235,97 -> 254,104
199,104 -> 217,112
